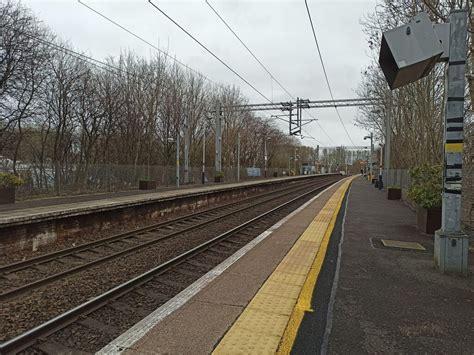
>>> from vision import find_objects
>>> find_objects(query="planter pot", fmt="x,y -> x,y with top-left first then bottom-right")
417,206 -> 441,235
0,187 -> 15,204
139,180 -> 157,190
214,176 -> 223,183
387,187 -> 402,200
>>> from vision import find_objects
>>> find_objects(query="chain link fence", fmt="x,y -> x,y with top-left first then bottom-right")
1,162 -> 293,200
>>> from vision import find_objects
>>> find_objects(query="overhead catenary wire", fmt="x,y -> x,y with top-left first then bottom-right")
304,0 -> 357,146
147,0 -> 276,106
205,0 -> 333,145
205,0 -> 293,100
78,0 -> 217,85
15,30 -> 144,79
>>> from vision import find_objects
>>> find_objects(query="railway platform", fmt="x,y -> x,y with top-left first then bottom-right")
98,176 -> 474,354
0,174 -> 326,256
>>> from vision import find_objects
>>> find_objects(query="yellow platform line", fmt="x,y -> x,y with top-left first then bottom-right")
213,177 -> 354,355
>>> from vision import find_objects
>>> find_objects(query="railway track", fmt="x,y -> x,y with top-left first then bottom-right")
0,176 -> 341,354
0,177 -> 334,302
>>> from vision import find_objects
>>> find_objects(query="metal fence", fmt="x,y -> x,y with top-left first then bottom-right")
1,163 -> 294,200
384,169 -> 411,189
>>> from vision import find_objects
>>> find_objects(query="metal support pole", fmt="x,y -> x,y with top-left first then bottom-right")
434,10 -> 469,275
385,97 -> 391,187
237,131 -> 240,181
264,137 -> 267,178
176,132 -> 180,189
294,147 -> 298,175
202,126 -> 206,184
184,112 -> 190,184
366,133 -> 374,181
215,102 -> 222,179
379,144 -> 383,189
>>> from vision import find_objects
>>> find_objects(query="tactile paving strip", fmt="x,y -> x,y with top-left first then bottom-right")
213,178 -> 353,354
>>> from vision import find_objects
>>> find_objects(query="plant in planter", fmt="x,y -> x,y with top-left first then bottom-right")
407,165 -> 442,235
0,173 -> 24,204
387,185 -> 402,200
214,171 -> 224,183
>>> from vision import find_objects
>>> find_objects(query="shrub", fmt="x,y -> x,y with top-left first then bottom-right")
0,173 -> 24,187
407,165 -> 442,209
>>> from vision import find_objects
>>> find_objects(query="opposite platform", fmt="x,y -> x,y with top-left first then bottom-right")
0,175 -> 323,226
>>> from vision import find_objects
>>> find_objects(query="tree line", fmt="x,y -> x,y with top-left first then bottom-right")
1,1 -> 317,195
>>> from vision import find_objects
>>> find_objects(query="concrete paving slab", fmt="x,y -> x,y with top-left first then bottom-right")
124,301 -> 242,355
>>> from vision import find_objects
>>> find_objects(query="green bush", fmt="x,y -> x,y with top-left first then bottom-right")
407,165 -> 442,209
0,173 -> 24,187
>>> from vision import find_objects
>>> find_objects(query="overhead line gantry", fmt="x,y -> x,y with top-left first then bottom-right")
222,97 -> 380,136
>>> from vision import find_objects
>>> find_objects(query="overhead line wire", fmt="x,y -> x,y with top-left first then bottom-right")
304,0 -> 356,146
15,30 -> 142,79
147,0 -> 275,105
205,0 -> 332,145
78,0 -> 217,85
204,0 -> 293,100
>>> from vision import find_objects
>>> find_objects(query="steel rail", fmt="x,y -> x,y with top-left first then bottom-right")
0,178 -> 339,355
0,177 -> 329,274
0,177 -> 337,301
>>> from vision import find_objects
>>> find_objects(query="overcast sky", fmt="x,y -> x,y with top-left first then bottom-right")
23,0 -> 377,148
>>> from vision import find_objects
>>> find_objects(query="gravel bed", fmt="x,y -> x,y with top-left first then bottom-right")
1,178 -> 339,346
161,270 -> 198,285
180,261 -> 213,274
0,179 -> 320,293
118,290 -> 166,312
89,305 -> 144,333
46,323 -> 109,354
2,178 -> 324,267
3,260 -> 71,291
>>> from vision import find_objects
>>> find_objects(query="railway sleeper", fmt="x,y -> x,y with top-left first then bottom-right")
35,339 -> 89,355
